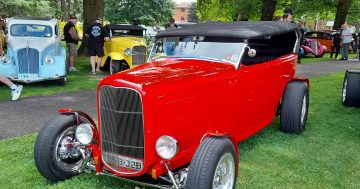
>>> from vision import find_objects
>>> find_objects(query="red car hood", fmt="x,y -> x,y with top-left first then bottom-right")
99,58 -> 235,95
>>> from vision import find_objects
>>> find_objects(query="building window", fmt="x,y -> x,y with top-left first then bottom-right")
181,8 -> 185,12
181,16 -> 185,21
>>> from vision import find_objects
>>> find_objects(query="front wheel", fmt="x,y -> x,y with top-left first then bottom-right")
280,81 -> 309,134
34,114 -> 86,182
110,60 -> 130,74
185,137 -> 236,189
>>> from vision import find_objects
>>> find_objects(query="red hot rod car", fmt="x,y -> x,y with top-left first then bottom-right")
34,21 -> 309,189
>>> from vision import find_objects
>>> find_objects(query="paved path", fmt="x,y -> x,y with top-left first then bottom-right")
1,58 -> 360,139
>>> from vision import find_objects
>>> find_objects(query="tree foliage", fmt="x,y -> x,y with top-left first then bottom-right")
104,0 -> 173,25
188,2 -> 198,23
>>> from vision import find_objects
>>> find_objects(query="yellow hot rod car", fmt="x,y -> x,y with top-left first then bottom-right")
101,24 -> 147,74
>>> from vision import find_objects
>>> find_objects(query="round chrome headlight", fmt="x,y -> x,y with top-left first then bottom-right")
1,54 -> 10,64
155,135 -> 178,160
75,123 -> 95,145
124,48 -> 132,56
44,56 -> 54,64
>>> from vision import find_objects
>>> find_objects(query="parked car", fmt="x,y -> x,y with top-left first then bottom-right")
101,24 -> 147,74
0,17 -> 66,85
342,70 -> 360,107
300,38 -> 327,57
304,31 -> 332,52
34,21 -> 309,189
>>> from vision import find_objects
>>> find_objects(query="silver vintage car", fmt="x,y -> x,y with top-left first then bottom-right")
0,17 -> 67,85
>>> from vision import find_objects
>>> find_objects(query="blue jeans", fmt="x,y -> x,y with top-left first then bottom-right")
341,43 -> 350,59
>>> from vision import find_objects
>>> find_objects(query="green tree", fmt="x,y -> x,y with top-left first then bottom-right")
333,0 -> 353,29
104,0 -> 173,25
260,0 -> 277,21
188,2 -> 198,23
78,0 -> 104,55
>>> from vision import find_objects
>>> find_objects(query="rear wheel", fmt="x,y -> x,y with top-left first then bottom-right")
34,114 -> 86,182
185,137 -> 236,189
342,70 -> 360,107
280,81 -> 309,134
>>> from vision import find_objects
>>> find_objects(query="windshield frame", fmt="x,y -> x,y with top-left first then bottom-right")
148,36 -> 247,69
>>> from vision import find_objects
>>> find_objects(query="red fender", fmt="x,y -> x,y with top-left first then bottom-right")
58,108 -> 97,126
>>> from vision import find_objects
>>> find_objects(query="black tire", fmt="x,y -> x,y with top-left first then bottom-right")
55,77 -> 66,86
185,137 -> 237,189
315,50 -> 325,58
110,60 -> 130,74
34,114 -> 86,182
342,70 -> 360,107
280,81 -> 309,134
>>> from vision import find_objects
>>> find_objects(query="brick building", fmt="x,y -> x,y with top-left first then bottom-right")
173,2 -> 190,22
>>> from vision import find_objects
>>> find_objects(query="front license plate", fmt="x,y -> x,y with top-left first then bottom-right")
103,152 -> 143,171
18,74 -> 38,80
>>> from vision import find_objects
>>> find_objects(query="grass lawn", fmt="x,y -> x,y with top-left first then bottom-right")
1,71 -> 360,188
0,56 -> 104,101
301,52 -> 358,64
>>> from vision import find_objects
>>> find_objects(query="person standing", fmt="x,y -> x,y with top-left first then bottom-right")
0,38 -> 23,101
330,33 -> 341,59
297,21 -> 305,64
339,23 -> 352,60
85,16 -> 109,74
64,14 -> 80,71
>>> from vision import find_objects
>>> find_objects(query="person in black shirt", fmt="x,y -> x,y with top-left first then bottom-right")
330,33 -> 341,59
64,15 -> 80,71
85,16 -> 109,74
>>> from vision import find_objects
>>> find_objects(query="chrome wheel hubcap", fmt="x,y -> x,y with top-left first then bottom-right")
342,80 -> 347,102
213,153 -> 235,189
300,95 -> 307,125
55,126 -> 83,172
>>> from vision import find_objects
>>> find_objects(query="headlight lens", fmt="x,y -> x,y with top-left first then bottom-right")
124,48 -> 132,56
44,56 -> 54,64
75,123 -> 94,145
1,55 -> 10,64
155,135 -> 178,160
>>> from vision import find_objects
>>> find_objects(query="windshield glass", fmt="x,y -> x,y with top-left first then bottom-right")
149,36 -> 246,67
10,24 -> 53,37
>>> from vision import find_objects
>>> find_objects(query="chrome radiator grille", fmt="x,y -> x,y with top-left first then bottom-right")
132,46 -> 146,65
100,86 -> 144,172
17,48 -> 39,74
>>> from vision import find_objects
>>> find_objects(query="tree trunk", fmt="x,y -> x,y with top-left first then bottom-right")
260,0 -> 277,21
78,0 -> 104,56
333,0 -> 352,30
66,0 -> 73,16
60,0 -> 67,21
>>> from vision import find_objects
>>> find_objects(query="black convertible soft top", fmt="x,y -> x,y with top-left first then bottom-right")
156,21 -> 299,39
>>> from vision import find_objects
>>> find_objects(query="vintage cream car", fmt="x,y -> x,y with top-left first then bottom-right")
0,17 -> 66,85
101,24 -> 147,74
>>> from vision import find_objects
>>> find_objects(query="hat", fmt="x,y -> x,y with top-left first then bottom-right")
69,15 -> 77,19
96,16 -> 102,21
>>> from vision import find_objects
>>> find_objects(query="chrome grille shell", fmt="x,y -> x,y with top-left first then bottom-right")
99,86 -> 145,174
17,48 -> 39,74
132,46 -> 146,65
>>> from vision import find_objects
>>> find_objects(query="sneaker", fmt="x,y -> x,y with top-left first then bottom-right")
68,67 -> 78,72
11,85 -> 23,101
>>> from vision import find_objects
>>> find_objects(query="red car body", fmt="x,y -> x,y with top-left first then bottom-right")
96,55 -> 297,177
35,21 -> 309,189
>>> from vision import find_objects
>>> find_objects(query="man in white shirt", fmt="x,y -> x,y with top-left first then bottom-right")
339,23 -> 352,60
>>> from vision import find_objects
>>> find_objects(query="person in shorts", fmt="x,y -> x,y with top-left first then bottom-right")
64,14 -> 80,71
0,38 -> 23,100
85,16 -> 109,74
